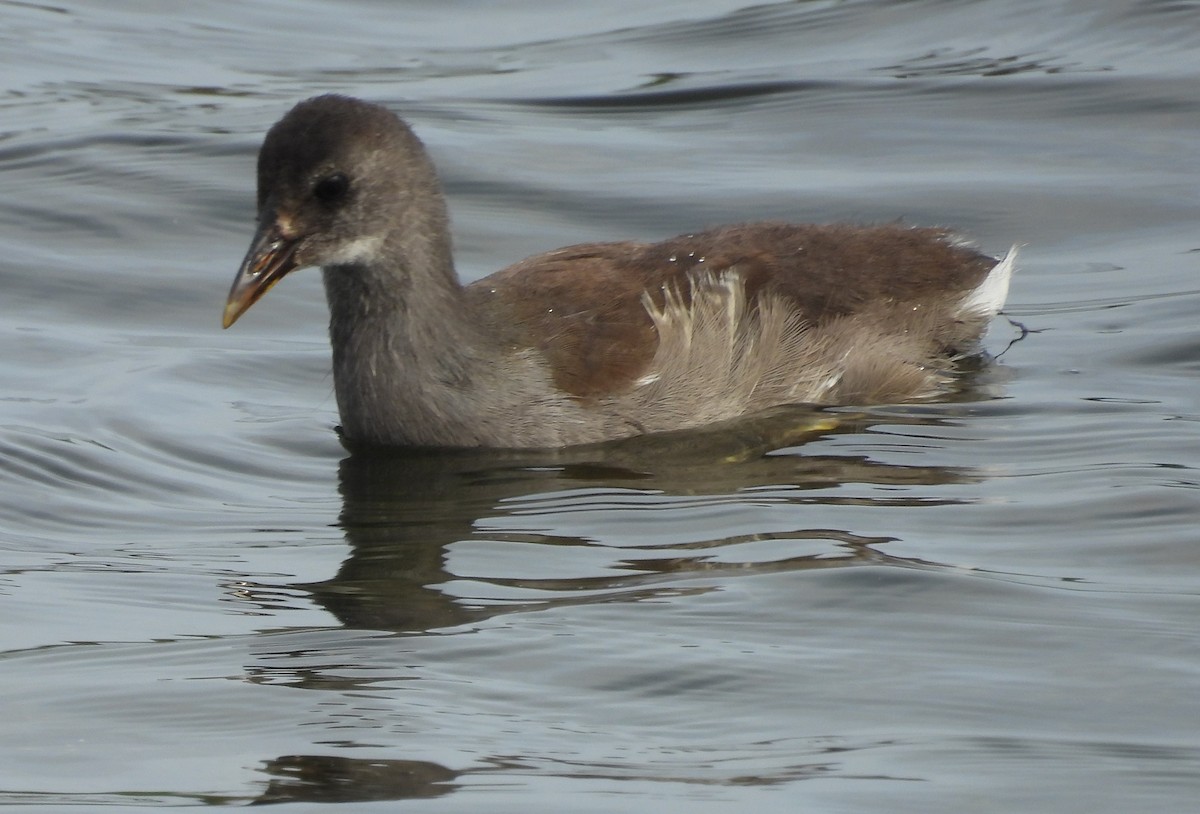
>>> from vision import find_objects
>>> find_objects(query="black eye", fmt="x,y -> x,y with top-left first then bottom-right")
313,172 -> 350,204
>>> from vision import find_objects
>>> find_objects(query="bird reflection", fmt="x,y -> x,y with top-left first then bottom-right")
237,405 -> 988,805
254,754 -> 458,805
290,405 -> 980,634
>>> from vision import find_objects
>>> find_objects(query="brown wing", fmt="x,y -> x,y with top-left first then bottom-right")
464,223 -> 997,399
465,243 -> 662,399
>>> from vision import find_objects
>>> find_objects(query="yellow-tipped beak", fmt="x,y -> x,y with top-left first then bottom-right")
222,221 -> 300,328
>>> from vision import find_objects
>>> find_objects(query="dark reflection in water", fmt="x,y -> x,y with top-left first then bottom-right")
287,406 -> 980,634
250,740 -> 848,805
254,754 -> 458,805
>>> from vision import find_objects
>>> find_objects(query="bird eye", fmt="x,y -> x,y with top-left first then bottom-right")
313,172 -> 350,204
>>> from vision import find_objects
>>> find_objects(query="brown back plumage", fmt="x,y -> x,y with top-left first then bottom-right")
468,223 -> 996,400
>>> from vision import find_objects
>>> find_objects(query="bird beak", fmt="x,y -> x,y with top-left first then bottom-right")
222,219 -> 301,328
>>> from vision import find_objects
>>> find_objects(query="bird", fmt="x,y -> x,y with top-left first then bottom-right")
223,94 -> 1015,450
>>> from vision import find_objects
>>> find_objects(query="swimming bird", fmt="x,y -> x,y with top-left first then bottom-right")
223,94 -> 1014,449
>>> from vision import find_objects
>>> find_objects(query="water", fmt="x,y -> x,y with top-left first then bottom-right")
2,0 -> 1199,810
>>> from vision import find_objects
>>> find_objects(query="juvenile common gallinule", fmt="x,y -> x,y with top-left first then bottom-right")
224,95 -> 1015,449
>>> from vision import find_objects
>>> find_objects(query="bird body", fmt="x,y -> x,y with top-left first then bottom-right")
224,95 -> 1014,449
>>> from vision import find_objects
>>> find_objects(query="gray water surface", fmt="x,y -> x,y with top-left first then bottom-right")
2,1 -> 1199,811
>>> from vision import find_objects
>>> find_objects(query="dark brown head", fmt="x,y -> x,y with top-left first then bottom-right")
223,95 -> 446,327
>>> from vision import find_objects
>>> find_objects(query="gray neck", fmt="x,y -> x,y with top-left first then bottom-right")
321,232 -> 498,447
